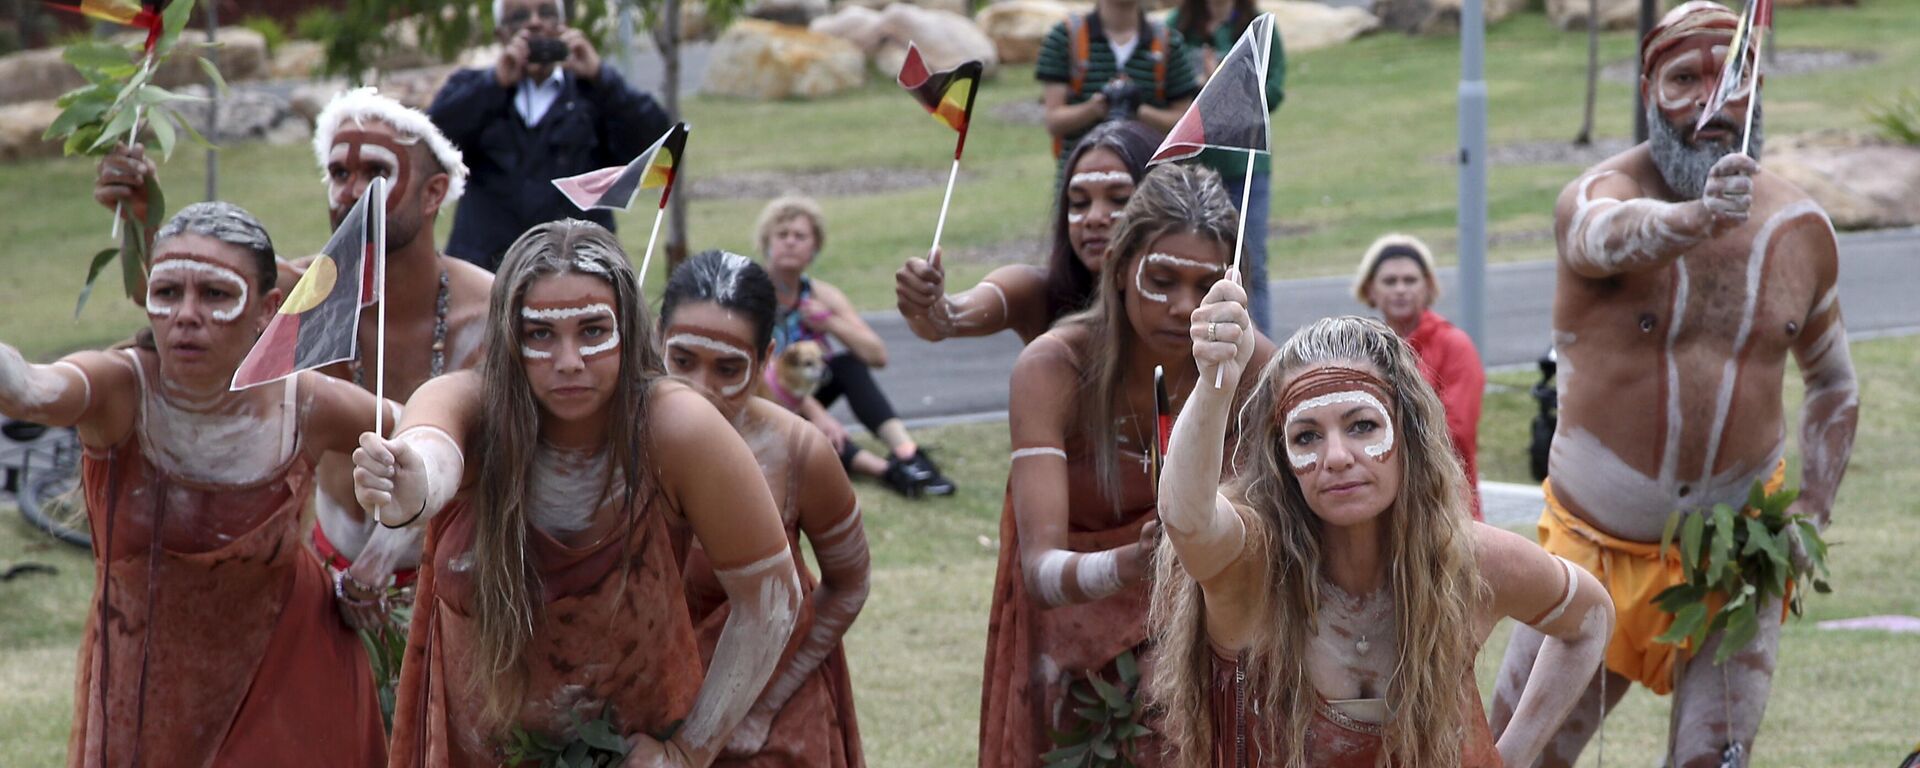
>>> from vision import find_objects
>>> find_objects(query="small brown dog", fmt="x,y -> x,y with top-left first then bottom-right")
761,339 -> 828,410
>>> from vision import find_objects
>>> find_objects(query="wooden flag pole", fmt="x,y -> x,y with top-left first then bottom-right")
1741,37 -> 1763,158
373,178 -> 389,436
637,206 -> 667,290
1214,149 -> 1257,389
929,156 -> 962,270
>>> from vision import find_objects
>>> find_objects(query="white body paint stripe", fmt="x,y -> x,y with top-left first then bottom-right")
1032,550 -> 1072,607
1530,557 -> 1581,628
1011,447 -> 1068,460
1661,262 -> 1689,485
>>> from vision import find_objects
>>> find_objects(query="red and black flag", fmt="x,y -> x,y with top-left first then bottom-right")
1150,13 -> 1276,166
231,178 -> 386,390
1150,365 -> 1172,489
897,43 -> 984,160
553,122 -> 689,212
41,0 -> 164,49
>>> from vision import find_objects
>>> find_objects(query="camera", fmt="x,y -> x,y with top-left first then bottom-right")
1101,78 -> 1142,122
527,37 -> 569,65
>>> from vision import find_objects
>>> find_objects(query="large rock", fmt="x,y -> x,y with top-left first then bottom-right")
703,19 -> 867,99
811,5 -> 890,52
871,4 -> 1001,76
170,85 -> 310,145
841,0 -> 972,17
1261,0 -> 1380,52
1547,0 -> 1640,31
270,40 -> 328,80
1390,0 -> 1527,35
110,27 -> 271,87
1766,132 -> 1920,230
0,100 -> 61,162
0,48 -> 85,106
748,0 -> 834,26
975,0 -> 1075,65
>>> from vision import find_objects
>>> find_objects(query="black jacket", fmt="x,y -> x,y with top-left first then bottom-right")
429,64 -> 671,270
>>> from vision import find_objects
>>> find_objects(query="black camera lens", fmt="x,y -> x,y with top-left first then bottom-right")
528,37 -> 568,64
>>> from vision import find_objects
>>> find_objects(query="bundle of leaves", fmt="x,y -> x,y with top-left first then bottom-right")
504,706 -> 633,768
358,599 -> 414,732
1044,649 -> 1153,768
1655,482 -> 1831,665
41,0 -> 223,312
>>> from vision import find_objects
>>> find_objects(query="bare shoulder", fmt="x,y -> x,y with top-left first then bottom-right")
58,348 -> 137,389
646,379 -> 728,443
442,255 -> 495,305
1014,325 -> 1085,379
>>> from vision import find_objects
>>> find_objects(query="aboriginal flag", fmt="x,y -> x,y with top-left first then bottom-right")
553,122 -> 689,212
231,178 -> 385,390
1150,365 -> 1171,489
896,43 -> 983,160
41,0 -> 160,27
1696,0 -> 1770,134
1150,13 -> 1276,165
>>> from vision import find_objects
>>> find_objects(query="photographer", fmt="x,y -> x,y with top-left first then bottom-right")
1035,0 -> 1197,167
428,0 -> 671,271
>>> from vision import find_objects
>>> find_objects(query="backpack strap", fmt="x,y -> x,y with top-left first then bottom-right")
1067,14 -> 1091,97
1149,21 -> 1168,103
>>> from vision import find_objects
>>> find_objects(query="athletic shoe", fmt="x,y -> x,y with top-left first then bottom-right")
904,450 -> 956,497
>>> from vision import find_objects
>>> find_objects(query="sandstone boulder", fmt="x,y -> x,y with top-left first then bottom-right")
0,101 -> 61,162
271,41 -> 328,80
871,4 -> 1000,75
1547,0 -> 1640,31
1260,0 -> 1380,52
0,48 -> 84,106
810,5 -> 890,52
1766,132 -> 1920,230
747,0 -> 834,26
975,0 -> 1075,65
842,0 -> 972,17
703,19 -> 867,99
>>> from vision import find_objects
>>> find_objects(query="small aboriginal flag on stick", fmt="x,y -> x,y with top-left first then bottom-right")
1697,0 -> 1771,158
553,122 -> 689,288
1150,365 -> 1171,490
231,178 -> 386,391
896,43 -> 983,269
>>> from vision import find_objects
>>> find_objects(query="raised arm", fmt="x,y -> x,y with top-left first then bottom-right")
0,347 -> 138,450
1160,273 -> 1256,583
1008,336 -> 1154,609
1478,524 -> 1613,767
351,372 -> 480,528
896,258 -> 1049,342
645,385 -> 800,768
1784,218 -> 1857,531
1556,154 -> 1754,279
725,422 -> 869,756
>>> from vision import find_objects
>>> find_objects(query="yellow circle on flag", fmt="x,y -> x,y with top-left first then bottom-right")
282,255 -> 337,314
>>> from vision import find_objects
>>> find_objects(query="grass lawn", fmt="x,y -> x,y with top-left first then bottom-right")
4,334 -> 1916,765
4,0 -> 1920,362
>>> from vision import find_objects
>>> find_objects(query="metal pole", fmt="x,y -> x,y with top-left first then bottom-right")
204,0 -> 219,201
1456,0 -> 1488,350
1633,0 -> 1656,142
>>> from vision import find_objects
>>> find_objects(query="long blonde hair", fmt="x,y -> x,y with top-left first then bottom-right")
1062,163 -> 1238,504
1148,316 -> 1481,768
469,220 -> 666,727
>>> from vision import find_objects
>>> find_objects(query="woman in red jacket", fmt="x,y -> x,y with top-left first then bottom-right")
1353,234 -> 1486,519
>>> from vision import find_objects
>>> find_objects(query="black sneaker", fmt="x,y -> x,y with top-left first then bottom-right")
881,455 -> 925,498
904,450 -> 957,497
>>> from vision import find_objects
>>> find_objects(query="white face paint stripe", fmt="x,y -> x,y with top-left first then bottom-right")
1284,390 -> 1396,464
147,259 -> 251,322
1070,171 -> 1133,186
521,346 -> 553,359
521,303 -> 616,321
1011,447 -> 1068,460
1655,51 -> 1705,110
665,333 -> 753,397
1066,212 -> 1085,224
1135,252 -> 1224,303
1134,258 -> 1166,303
578,328 -> 621,358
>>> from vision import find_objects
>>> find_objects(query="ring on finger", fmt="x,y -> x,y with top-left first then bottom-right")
1207,321 -> 1218,342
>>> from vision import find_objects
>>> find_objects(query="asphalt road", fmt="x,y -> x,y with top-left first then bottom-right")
835,226 -> 1920,427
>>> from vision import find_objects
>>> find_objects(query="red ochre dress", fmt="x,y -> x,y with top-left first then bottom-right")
388,489 -> 705,766
68,351 -> 385,767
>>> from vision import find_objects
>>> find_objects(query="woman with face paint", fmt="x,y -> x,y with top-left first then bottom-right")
0,203 -> 393,766
1352,234 -> 1486,520
657,250 -> 871,767
354,221 -> 802,767
979,164 -> 1276,767
895,121 -> 1160,344
1149,303 -> 1614,766
757,196 -> 957,499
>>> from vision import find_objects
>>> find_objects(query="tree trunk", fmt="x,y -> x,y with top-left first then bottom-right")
659,0 -> 691,275
1575,0 -> 1598,146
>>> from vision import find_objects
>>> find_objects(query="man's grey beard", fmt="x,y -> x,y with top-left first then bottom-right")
1648,102 -> 1764,200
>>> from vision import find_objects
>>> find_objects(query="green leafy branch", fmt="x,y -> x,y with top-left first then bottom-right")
357,599 -> 414,732
1044,649 -> 1152,768
41,0 -> 224,312
1655,482 -> 1832,665
502,706 -> 658,768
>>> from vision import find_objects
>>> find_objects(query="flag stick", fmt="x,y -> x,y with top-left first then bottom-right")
1214,148 -> 1258,389
637,206 -> 667,290
109,105 -> 146,242
373,179 -> 389,436
930,156 -> 962,270
1741,38 -> 1763,158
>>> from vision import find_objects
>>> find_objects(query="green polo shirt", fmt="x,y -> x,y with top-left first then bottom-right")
1165,8 -> 1287,177
1035,11 -> 1201,152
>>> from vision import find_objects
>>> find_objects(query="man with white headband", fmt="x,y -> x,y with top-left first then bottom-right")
1488,2 -> 1859,765
0,202 -> 392,764
94,87 -> 498,630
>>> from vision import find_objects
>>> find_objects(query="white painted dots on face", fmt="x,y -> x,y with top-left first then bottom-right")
145,258 -> 251,322
519,303 -> 619,360
1134,252 -> 1223,304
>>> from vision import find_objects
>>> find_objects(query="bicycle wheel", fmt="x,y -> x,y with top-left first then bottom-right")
16,433 -> 90,550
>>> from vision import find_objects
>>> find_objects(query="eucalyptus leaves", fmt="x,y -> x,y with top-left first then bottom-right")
504,706 -> 634,768
1655,482 -> 1831,664
1045,649 -> 1153,768
41,0 -> 225,312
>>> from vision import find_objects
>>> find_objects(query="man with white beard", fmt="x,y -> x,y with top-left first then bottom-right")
1485,2 -> 1859,766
